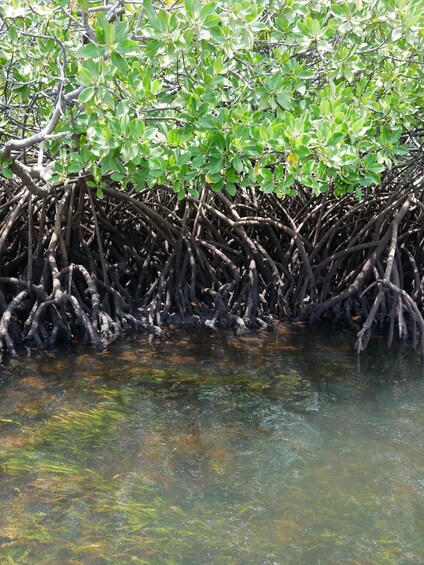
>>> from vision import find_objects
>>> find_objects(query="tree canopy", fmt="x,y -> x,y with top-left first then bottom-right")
1,0 -> 423,200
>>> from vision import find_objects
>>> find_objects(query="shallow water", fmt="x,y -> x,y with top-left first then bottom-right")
0,325 -> 423,564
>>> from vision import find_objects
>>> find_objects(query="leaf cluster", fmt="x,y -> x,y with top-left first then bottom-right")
0,0 -> 423,197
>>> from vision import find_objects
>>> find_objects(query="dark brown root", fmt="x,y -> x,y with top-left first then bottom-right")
0,160 -> 423,358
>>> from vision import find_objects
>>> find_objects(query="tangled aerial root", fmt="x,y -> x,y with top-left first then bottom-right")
0,161 -> 423,358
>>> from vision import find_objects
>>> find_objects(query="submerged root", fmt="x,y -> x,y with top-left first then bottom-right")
0,160 -> 423,357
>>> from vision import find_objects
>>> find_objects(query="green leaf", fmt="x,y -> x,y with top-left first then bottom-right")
213,56 -> 224,75
209,158 -> 223,174
111,173 -> 125,182
200,2 -> 217,19
149,169 -> 163,178
81,60 -> 102,82
351,120 -> 365,134
260,168 -> 273,182
101,89 -> 116,109
389,129 -> 402,144
79,87 -> 96,103
187,187 -> 199,198
116,101 -> 130,118
192,155 -> 206,168
282,174 -> 295,188
77,68 -> 95,87
366,162 -> 385,173
204,14 -> 221,29
276,92 -> 292,111
111,52 -> 128,75
328,132 -> 344,146
104,22 -> 115,44
115,40 -> 139,55
320,99 -> 331,116
262,183 -> 275,194
75,44 -> 107,59
233,155 -> 243,173
360,172 -> 380,186
1,168 -> 13,179
143,0 -> 158,24
185,0 -> 201,19
177,153 -> 191,167
225,183 -> 237,196
301,175 -> 318,189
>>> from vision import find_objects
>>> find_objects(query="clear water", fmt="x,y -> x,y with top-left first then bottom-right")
0,325 -> 423,564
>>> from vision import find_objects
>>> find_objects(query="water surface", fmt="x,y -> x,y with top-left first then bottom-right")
0,325 -> 423,564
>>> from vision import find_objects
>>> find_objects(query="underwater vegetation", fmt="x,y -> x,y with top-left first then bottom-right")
0,327 -> 423,564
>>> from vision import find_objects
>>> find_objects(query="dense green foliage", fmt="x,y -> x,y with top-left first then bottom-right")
1,0 -> 423,199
